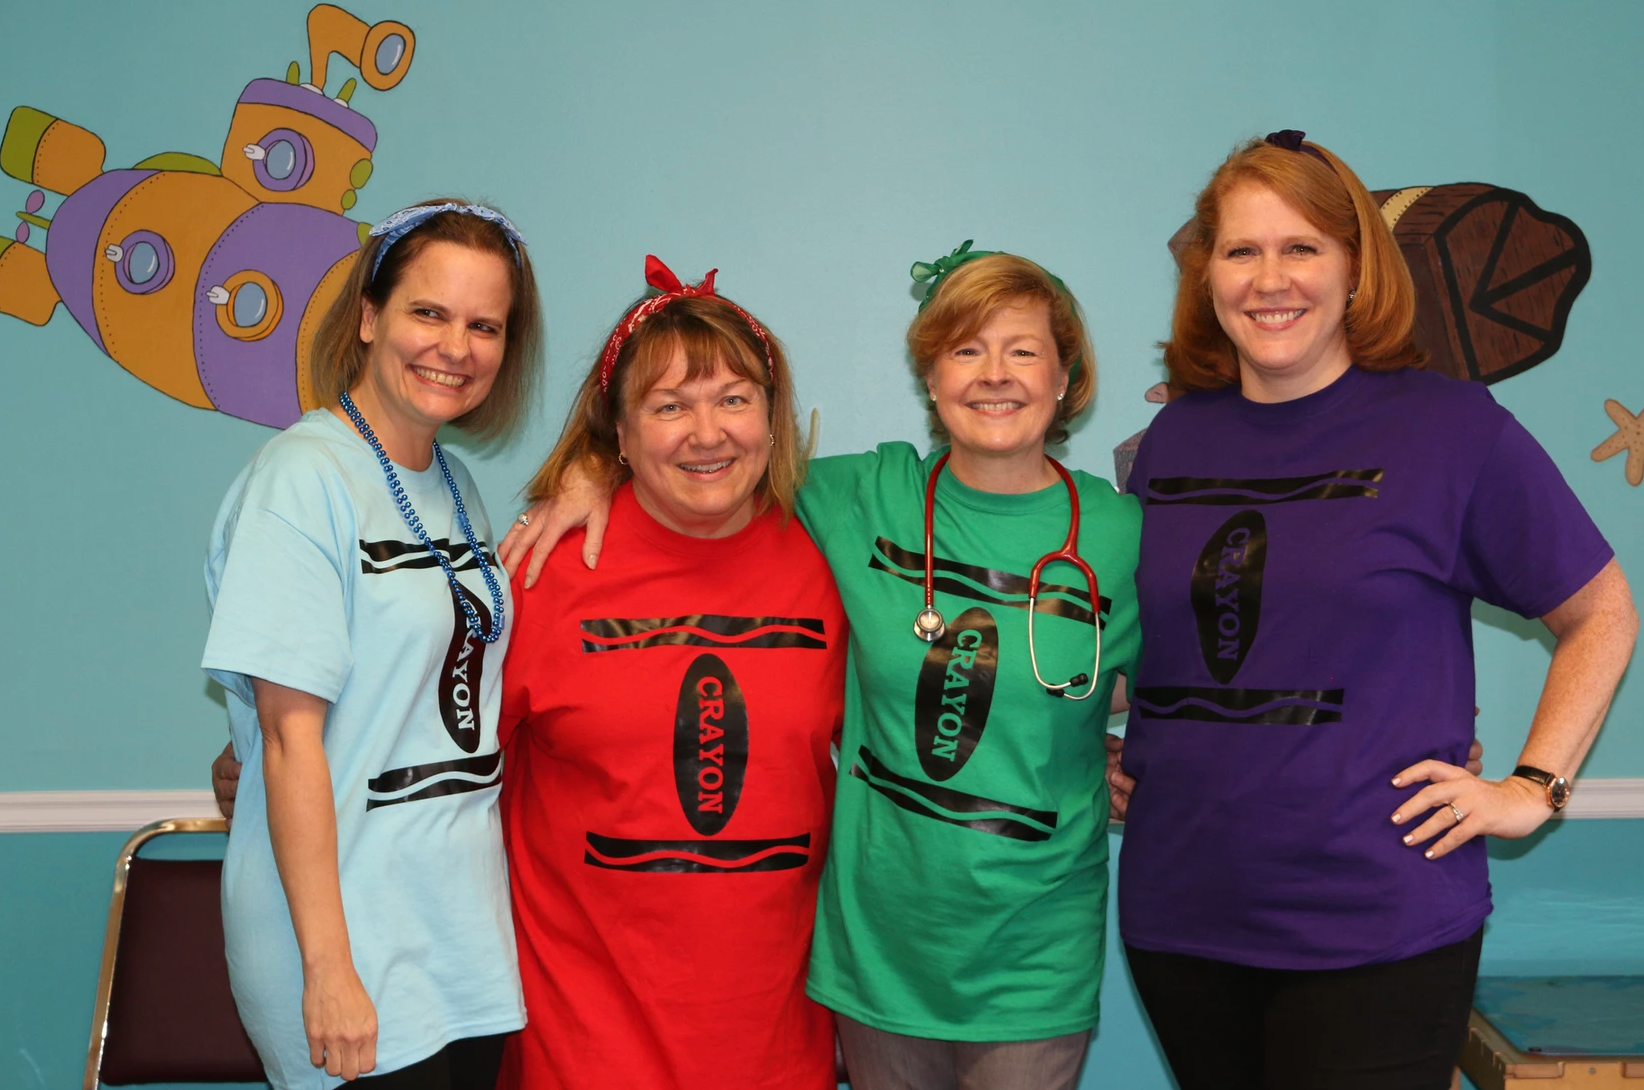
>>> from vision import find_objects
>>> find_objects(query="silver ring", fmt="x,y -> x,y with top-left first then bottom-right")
515,513 -> 531,527
1449,802 -> 1465,825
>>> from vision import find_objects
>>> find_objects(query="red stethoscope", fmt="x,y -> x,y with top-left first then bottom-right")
912,453 -> 1102,700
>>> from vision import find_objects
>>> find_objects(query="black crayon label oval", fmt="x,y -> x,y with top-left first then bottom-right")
1190,510 -> 1267,684
673,654 -> 749,835
912,606 -> 999,781
438,582 -> 491,753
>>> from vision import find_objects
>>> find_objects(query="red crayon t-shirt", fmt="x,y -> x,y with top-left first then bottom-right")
497,486 -> 846,1090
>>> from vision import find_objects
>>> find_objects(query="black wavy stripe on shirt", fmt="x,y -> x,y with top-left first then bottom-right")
1132,686 -> 1347,725
1143,469 -> 1382,506
365,753 -> 501,811
578,614 -> 828,653
359,538 -> 497,574
855,747 -> 1057,826
582,831 -> 812,873
849,749 -> 1055,842
367,751 -> 502,793
365,769 -> 502,810
870,538 -> 1109,629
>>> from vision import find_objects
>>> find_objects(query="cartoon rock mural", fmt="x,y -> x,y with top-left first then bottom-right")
0,5 -> 415,429
1115,183 -> 1594,489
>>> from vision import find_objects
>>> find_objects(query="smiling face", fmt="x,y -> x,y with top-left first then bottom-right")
1209,183 -> 1356,400
616,346 -> 772,539
353,240 -> 513,454
927,298 -> 1068,467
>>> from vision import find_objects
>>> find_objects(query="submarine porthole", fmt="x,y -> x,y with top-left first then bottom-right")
128,242 -> 160,284
113,231 -> 175,294
215,270 -> 284,341
233,283 -> 268,326
361,20 -> 415,89
375,34 -> 406,74
253,129 -> 315,192
265,141 -> 297,181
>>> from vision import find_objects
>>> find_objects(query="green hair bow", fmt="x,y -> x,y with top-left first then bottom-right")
910,239 -> 998,310
910,239 -> 1073,312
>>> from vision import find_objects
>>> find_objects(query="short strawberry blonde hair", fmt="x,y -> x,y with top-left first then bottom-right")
906,253 -> 1095,445
526,294 -> 803,518
1162,136 -> 1425,396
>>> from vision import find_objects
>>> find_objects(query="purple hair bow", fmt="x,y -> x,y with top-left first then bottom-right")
1264,129 -> 1334,170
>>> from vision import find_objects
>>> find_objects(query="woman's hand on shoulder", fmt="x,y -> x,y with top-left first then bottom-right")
302,960 -> 378,1079
1389,760 -> 1553,860
497,465 -> 616,587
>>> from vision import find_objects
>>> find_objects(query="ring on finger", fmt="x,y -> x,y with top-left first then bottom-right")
1449,802 -> 1465,825
516,513 -> 531,527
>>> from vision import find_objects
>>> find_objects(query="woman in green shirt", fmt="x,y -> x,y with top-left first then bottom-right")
504,247 -> 1140,1090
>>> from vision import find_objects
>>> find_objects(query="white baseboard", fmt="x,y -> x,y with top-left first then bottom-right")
0,790 -> 221,833
0,780 -> 1639,833
1554,778 -> 1644,819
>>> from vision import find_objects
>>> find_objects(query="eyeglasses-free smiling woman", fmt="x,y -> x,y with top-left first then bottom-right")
202,200 -> 542,1090
1116,133 -> 1636,1090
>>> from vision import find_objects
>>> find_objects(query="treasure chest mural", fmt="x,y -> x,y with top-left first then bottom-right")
1116,182 -> 1594,488
0,4 -> 416,429
1366,185 -> 1589,385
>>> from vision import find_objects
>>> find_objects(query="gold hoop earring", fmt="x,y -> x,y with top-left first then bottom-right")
617,452 -> 628,466
769,433 -> 775,446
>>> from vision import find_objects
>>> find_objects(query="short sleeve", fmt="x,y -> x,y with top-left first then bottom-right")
1451,415 -> 1613,618
1123,425 -> 1155,499
202,462 -> 354,706
1084,483 -> 1143,680
796,451 -> 879,551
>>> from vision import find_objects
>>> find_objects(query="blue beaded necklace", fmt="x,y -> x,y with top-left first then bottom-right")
339,391 -> 506,644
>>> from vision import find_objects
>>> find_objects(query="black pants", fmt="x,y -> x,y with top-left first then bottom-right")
1125,929 -> 1482,1090
355,1034 -> 508,1090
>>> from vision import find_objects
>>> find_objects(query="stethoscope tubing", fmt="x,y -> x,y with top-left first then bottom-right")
915,453 -> 1102,700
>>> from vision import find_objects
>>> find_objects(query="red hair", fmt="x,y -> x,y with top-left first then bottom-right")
1162,137 -> 1425,395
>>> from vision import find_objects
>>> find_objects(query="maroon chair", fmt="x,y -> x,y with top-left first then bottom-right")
83,817 -> 265,1087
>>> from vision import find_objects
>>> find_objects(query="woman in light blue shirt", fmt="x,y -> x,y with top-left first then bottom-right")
202,200 -> 542,1090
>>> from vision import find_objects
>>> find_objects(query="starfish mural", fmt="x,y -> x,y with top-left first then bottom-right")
1592,399 -> 1644,486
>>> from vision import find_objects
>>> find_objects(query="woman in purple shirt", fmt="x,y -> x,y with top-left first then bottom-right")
1117,132 -> 1636,1089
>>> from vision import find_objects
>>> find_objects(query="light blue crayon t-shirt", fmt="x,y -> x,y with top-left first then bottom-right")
202,409 -> 523,1090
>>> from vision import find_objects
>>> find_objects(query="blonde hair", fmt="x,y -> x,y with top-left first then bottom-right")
1163,137 -> 1424,395
527,294 -> 804,517
308,197 -> 543,438
905,253 -> 1095,445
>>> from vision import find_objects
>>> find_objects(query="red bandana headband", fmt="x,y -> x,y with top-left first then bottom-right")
597,255 -> 776,397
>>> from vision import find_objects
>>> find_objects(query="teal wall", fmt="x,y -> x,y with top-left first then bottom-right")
2,2 -> 1639,1088
2,0 -> 1641,790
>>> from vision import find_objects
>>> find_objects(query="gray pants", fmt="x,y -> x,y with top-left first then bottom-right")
836,1013 -> 1091,1090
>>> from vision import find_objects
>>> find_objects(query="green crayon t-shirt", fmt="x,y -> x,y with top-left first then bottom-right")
800,443 -> 1141,1040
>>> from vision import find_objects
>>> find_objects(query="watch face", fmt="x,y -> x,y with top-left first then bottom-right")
1548,778 -> 1572,810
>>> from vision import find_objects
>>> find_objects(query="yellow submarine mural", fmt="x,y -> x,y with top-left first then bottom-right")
0,4 -> 415,428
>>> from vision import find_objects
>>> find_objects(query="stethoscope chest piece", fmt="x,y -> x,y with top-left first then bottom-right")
913,607 -> 946,643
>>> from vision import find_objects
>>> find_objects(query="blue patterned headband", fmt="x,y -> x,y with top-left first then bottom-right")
367,202 -> 527,281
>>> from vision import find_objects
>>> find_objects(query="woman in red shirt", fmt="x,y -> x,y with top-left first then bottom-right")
495,257 -> 846,1090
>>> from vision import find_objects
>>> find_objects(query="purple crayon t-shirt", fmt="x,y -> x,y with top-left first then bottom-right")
1119,365 -> 1612,970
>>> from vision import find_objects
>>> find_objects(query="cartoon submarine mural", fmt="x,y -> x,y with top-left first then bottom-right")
0,4 -> 415,429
